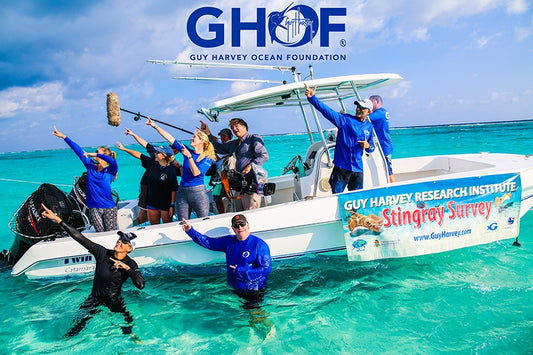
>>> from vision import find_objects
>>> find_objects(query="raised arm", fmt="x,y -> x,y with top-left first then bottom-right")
124,128 -> 148,148
182,221 -> 226,252
85,152 -> 118,175
304,83 -> 344,128
53,126 -> 93,167
41,204 -> 97,252
116,142 -> 142,160
146,117 -> 176,144
52,126 -> 66,139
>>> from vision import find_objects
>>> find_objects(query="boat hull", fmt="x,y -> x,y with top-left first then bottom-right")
11,153 -> 533,279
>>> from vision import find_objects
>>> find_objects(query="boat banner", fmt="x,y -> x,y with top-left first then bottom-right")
337,173 -> 521,261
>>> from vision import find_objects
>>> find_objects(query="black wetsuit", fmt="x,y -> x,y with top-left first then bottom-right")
59,221 -> 145,336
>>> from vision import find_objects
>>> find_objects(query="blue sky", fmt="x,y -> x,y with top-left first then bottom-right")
0,0 -> 532,153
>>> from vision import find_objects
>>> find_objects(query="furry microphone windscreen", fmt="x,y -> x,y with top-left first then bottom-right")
107,92 -> 121,126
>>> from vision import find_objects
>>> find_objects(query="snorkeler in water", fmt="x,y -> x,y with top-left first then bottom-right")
41,204 -> 145,337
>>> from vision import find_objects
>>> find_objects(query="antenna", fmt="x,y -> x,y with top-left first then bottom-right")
147,60 -> 296,73
172,77 -> 286,84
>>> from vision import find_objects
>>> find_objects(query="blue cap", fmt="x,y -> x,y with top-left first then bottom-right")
153,145 -> 174,157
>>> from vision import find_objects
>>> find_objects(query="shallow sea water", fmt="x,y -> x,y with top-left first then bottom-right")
0,121 -> 532,353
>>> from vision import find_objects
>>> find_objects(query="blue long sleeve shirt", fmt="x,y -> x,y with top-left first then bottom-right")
308,95 -> 375,173
64,137 -> 117,208
186,227 -> 271,291
369,107 -> 393,156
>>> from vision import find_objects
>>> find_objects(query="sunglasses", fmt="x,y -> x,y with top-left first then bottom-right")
232,222 -> 247,229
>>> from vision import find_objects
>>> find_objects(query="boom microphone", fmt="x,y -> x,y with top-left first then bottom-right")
105,92 -> 194,135
106,92 -> 121,126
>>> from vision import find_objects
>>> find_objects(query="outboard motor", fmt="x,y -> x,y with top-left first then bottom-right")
1,183 -> 85,265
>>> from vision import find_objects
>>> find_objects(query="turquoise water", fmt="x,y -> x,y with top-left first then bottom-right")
0,121 -> 532,353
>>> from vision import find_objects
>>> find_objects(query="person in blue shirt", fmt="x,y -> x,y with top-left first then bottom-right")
181,214 -> 271,304
369,95 -> 395,183
146,117 -> 216,220
304,84 -> 375,193
53,127 -> 118,232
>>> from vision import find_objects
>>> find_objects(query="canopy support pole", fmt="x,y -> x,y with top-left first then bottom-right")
295,90 -> 314,144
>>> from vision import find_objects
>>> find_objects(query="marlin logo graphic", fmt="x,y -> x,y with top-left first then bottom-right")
267,3 -> 319,47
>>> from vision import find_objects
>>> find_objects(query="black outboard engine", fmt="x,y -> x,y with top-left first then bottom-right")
0,183 -> 85,265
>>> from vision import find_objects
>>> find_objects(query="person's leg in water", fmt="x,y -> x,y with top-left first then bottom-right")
234,289 -> 275,338
107,297 -> 134,335
64,296 -> 102,337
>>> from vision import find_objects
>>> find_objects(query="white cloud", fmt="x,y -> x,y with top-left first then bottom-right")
229,81 -> 265,96
161,97 -> 197,117
506,0 -> 529,14
471,29 -> 504,48
0,82 -> 65,118
387,81 -> 412,99
515,25 -> 533,41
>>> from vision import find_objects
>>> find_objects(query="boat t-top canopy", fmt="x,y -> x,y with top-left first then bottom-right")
197,71 -> 403,168
199,73 -> 403,121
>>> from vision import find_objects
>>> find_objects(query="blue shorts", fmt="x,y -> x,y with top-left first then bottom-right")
146,204 -> 169,212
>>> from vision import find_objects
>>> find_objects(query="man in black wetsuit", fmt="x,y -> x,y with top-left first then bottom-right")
41,204 -> 145,337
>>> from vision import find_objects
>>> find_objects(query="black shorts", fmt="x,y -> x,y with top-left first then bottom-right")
138,184 -> 147,208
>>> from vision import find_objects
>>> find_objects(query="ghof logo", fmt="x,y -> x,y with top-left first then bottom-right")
187,4 -> 346,48
242,251 -> 250,258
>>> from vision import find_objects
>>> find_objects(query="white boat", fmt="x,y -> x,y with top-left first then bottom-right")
6,70 -> 533,278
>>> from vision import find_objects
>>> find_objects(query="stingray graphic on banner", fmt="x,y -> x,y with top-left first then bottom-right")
337,173 -> 521,261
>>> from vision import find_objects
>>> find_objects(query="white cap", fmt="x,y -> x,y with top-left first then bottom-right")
354,99 -> 374,112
